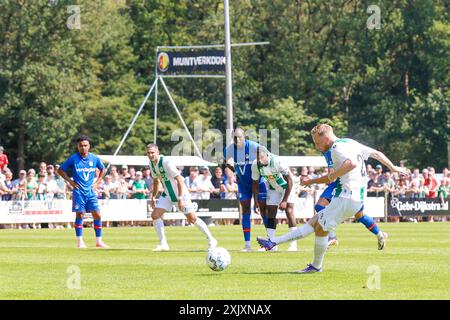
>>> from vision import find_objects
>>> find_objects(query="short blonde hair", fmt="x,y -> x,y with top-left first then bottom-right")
311,123 -> 333,136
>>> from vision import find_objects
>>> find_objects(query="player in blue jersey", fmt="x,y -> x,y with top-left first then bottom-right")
57,135 -> 108,248
224,127 -> 267,252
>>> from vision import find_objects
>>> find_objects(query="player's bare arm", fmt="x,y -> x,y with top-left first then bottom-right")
303,159 -> 356,186
93,168 -> 106,189
57,167 -> 80,189
175,175 -> 185,211
369,151 -> 409,176
280,173 -> 293,210
150,177 -> 159,209
252,179 -> 260,214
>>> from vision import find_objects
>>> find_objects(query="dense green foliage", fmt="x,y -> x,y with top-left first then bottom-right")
0,0 -> 448,171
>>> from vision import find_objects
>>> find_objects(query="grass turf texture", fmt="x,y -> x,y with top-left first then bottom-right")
0,223 -> 449,299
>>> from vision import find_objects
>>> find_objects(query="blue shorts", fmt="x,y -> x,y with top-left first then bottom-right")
319,181 -> 337,202
238,181 -> 267,202
72,190 -> 100,213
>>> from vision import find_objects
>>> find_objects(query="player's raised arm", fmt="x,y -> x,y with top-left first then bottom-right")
368,150 -> 409,176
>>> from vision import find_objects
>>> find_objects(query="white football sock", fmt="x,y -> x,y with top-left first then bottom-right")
266,228 -> 276,240
245,241 -> 251,248
289,227 -> 298,247
328,230 -> 336,239
153,218 -> 168,245
272,223 -> 314,244
312,236 -> 328,269
194,218 -> 214,241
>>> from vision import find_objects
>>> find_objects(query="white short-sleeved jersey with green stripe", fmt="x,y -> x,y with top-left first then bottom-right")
149,155 -> 185,202
330,138 -> 375,201
251,153 -> 290,193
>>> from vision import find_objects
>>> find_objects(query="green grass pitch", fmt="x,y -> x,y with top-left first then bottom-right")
0,223 -> 449,300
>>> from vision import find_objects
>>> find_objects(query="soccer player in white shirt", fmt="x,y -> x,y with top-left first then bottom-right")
147,144 -> 218,252
257,124 -> 408,273
252,146 -> 298,251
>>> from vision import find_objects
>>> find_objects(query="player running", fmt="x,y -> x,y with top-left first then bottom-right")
57,135 -> 108,248
308,150 -> 387,250
147,143 -> 217,251
224,127 -> 267,252
252,146 -> 298,251
257,124 -> 408,273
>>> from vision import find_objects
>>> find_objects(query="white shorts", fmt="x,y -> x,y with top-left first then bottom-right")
155,193 -> 197,214
317,197 -> 364,231
266,189 -> 297,206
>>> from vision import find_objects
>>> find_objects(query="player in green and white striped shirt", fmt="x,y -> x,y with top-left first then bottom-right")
252,146 -> 298,251
257,124 -> 408,273
147,143 -> 217,252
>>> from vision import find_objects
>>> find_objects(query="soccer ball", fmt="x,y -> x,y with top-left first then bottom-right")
206,247 -> 231,272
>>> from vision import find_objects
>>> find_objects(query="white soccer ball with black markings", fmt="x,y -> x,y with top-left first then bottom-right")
206,247 -> 231,272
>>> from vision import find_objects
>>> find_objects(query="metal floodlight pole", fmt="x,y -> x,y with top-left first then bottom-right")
159,77 -> 203,159
107,78 -> 158,170
224,0 -> 234,148
154,76 -> 158,144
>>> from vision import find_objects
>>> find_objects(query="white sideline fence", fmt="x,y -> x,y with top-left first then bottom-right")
0,197 -> 385,224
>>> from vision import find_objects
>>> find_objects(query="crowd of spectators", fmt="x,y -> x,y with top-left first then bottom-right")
0,144 -> 449,227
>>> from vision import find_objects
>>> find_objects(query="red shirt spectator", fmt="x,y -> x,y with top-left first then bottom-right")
0,146 -> 8,171
423,167 -> 438,198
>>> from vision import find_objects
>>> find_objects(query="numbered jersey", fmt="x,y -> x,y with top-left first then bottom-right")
330,138 -> 375,201
251,153 -> 290,193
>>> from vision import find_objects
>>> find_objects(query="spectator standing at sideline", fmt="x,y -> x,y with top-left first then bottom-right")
210,166 -> 224,199
382,171 -> 396,194
120,165 -> 130,181
26,170 -> 38,200
184,166 -> 202,200
2,170 -> 15,201
424,167 -> 439,199
103,175 -> 118,199
13,170 -> 27,200
221,167 -> 238,200
0,146 -> 9,172
44,165 -> 58,201
132,171 -> 148,199
38,162 -> 47,177
36,173 -> 47,200
197,167 -> 215,200
438,178 -> 449,203
142,167 -> 153,192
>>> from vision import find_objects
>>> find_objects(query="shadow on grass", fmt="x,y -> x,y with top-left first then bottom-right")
197,271 -> 309,276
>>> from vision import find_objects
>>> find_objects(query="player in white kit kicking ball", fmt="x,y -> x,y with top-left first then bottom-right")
257,124 -> 408,273
147,143 -> 218,252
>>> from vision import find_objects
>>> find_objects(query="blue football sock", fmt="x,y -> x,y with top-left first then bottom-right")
75,217 -> 83,237
94,219 -> 102,238
315,204 -> 326,213
356,215 -> 380,236
242,213 -> 251,242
